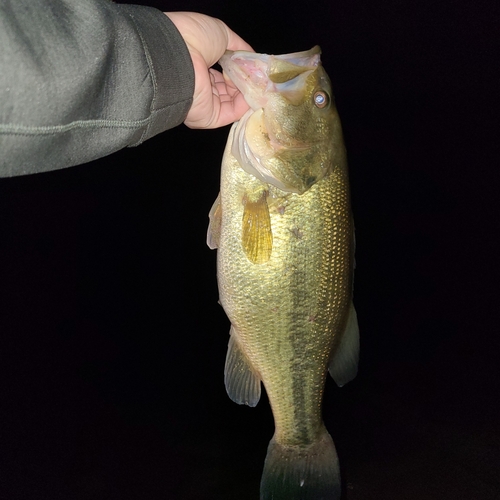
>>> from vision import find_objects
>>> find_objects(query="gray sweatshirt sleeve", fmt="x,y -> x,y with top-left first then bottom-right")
0,0 -> 195,176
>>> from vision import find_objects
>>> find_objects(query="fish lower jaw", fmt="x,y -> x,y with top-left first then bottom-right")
232,110 -> 306,194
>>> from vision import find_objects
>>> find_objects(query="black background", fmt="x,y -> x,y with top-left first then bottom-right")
1,1 -> 499,499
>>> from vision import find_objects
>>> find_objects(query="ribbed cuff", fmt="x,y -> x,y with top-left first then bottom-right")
118,5 -> 195,144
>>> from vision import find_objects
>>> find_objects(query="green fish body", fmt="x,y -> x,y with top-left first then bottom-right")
208,47 -> 359,500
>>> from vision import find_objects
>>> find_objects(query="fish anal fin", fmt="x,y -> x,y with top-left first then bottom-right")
207,192 -> 222,250
241,190 -> 273,264
329,301 -> 360,387
224,326 -> 261,407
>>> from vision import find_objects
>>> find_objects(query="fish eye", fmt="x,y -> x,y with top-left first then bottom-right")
313,91 -> 329,109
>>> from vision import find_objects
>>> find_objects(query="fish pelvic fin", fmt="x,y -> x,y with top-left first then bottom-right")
329,301 -> 360,387
260,428 -> 341,500
207,192 -> 222,250
224,326 -> 261,407
241,190 -> 273,264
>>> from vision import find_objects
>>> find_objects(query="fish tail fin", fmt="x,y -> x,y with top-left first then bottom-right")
260,428 -> 341,500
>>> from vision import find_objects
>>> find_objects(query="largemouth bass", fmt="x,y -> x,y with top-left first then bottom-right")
207,46 -> 359,500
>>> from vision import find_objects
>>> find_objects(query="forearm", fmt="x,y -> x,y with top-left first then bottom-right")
0,0 -> 194,176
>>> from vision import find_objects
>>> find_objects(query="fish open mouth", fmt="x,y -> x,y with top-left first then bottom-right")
219,46 -> 322,111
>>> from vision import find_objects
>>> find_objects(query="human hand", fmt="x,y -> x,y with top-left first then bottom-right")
165,12 -> 253,129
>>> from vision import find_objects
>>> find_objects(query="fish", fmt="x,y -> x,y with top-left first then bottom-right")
207,46 -> 359,500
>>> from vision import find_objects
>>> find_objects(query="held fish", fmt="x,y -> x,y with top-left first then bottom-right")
207,46 -> 359,500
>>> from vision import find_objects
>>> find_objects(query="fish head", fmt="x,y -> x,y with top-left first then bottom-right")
220,46 -> 343,194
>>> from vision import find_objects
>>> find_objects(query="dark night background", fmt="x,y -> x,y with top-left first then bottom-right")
1,1 -> 499,499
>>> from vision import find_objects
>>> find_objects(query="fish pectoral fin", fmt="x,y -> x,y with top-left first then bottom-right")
207,192 -> 222,250
224,325 -> 261,407
328,301 -> 360,387
241,191 -> 273,264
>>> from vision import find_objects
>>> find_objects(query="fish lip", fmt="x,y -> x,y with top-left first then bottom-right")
219,45 -> 322,73
219,47 -> 322,111
219,51 -> 271,110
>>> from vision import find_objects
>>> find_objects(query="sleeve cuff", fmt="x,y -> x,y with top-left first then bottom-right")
117,5 -> 195,144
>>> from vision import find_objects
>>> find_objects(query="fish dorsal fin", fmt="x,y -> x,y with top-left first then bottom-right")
242,190 -> 273,264
224,326 -> 261,407
328,302 -> 360,387
207,192 -> 222,250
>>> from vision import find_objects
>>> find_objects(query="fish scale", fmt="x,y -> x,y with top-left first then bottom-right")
208,46 -> 359,500
219,150 -> 352,442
